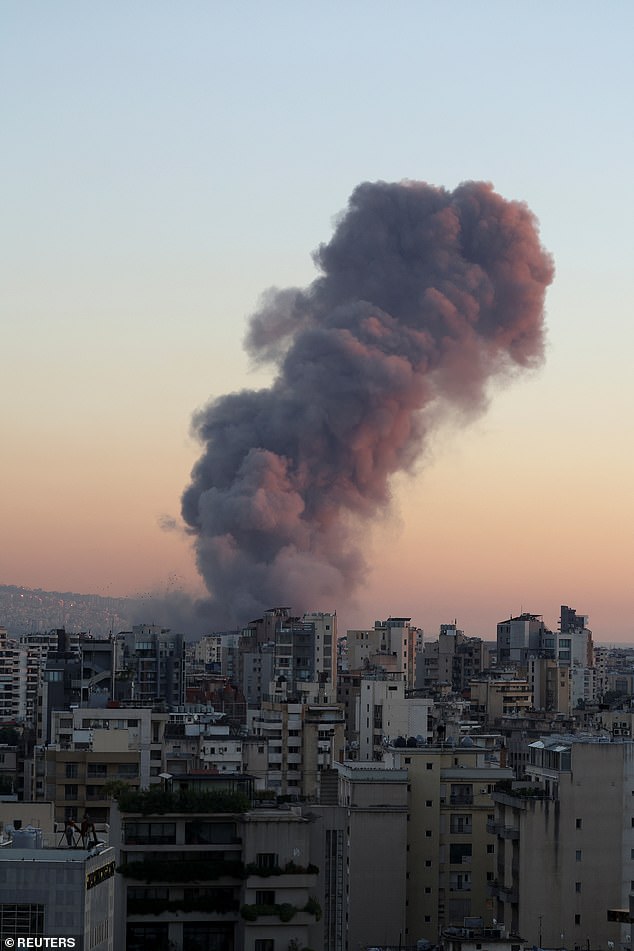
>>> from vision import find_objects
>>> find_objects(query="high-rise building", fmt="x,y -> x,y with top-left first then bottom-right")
113,625 -> 185,708
386,740 -> 513,941
346,616 -> 422,688
491,735 -> 634,949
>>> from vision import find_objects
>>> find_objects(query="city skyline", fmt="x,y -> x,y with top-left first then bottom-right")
2,3 -> 633,640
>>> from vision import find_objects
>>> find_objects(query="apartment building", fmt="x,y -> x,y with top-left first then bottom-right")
35,705 -> 168,822
420,624 -> 485,694
386,740 -> 513,943
469,676 -> 532,725
356,674 -> 432,761
249,698 -> 345,799
111,779 -> 322,951
314,761 -> 409,951
113,625 -> 185,708
491,735 -> 634,949
346,616 -> 422,689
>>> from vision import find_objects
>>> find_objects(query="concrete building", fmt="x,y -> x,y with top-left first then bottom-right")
249,698 -> 345,799
356,674 -> 432,761
386,740 -> 513,943
0,833 -> 115,950
35,705 -> 168,822
318,761 -> 409,951
0,627 -> 41,726
420,624 -> 485,694
469,675 -> 532,725
113,625 -> 185,708
497,614 -> 547,667
490,735 -> 634,949
271,614 -> 332,698
346,617 -> 422,689
241,643 -> 275,708
112,779 -> 322,951
528,657 -> 571,713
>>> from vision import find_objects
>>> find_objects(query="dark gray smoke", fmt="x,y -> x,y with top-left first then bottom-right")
182,179 -> 554,627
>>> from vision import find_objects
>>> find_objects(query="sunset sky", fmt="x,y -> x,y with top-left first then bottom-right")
2,2 -> 633,640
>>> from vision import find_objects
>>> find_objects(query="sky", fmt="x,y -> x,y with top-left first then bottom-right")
2,1 -> 633,641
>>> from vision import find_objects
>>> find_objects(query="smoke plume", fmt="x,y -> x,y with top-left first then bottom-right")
182,179 -> 554,627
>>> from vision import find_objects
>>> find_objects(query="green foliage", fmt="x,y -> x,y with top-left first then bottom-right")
115,786 -> 250,815
0,727 -> 19,745
127,893 -> 239,915
244,860 -> 318,877
303,896 -> 322,921
103,780 -> 133,800
117,858 -> 246,883
240,897 -> 322,922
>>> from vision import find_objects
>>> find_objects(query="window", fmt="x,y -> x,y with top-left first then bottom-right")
450,783 -> 473,805
126,924 -> 168,951
426,800 -> 433,807
449,871 -> 472,892
124,822 -> 176,845
450,843 -> 472,865
185,821 -> 236,845
65,763 -> 78,779
425,830 -> 432,838
256,890 -> 275,906
426,763 -> 433,770
576,850 -> 582,861
256,853 -> 278,870
87,764 -> 107,777
0,904 -> 44,938
450,814 -> 472,834
575,882 -> 581,893
255,941 -> 275,951
64,785 -> 78,800
487,844 -> 494,854
576,818 -> 582,829
575,914 -> 581,925
425,860 -> 432,867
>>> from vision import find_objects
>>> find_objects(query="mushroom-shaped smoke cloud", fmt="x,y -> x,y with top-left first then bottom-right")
182,179 -> 554,627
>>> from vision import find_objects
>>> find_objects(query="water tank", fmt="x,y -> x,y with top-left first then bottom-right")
12,828 -> 37,849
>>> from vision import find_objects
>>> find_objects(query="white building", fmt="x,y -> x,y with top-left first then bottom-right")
357,675 -> 432,761
0,835 -> 115,950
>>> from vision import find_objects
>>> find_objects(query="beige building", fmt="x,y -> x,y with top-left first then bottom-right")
36,705 -> 168,824
334,761 -> 409,950
528,657 -> 571,713
386,740 -> 513,943
470,676 -> 532,725
249,698 -> 345,799
111,779 -> 322,951
346,616 -> 422,688
491,736 -> 634,949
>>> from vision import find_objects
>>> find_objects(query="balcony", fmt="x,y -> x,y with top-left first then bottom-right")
486,819 -> 519,839
488,881 -> 518,903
